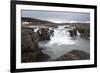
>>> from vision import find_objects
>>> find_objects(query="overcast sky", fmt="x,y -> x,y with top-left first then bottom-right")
21,10 -> 90,23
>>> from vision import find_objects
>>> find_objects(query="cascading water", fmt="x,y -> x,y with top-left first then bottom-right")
39,26 -> 90,60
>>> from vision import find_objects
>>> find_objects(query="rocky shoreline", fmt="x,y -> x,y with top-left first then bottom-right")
67,24 -> 90,40
21,27 -> 50,62
21,25 -> 90,62
54,50 -> 90,61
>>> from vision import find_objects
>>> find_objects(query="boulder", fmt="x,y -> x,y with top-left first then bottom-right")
64,26 -> 69,28
73,30 -> 77,36
68,29 -> 77,37
21,28 -> 39,53
37,28 -> 50,41
54,26 -> 58,28
68,30 -> 74,37
55,50 -> 90,61
22,50 -> 49,62
49,29 -> 54,36
21,28 -> 49,63
78,28 -> 90,40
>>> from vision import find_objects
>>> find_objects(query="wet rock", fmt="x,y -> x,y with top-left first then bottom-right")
68,29 -> 77,37
49,29 -> 54,36
64,26 -> 69,28
78,28 -> 90,40
54,26 -> 58,28
37,28 -> 50,41
68,30 -> 74,37
73,30 -> 77,36
21,28 -> 39,53
22,50 -> 49,62
21,28 -> 49,63
55,50 -> 90,61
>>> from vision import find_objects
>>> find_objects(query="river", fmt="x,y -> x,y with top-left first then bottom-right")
38,26 -> 90,60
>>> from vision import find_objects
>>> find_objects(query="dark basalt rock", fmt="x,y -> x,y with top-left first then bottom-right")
37,28 -> 50,41
55,50 -> 90,61
68,29 -> 77,37
49,29 -> 54,36
54,26 -> 58,28
78,28 -> 90,40
64,26 -> 70,28
21,28 -> 49,63
22,50 -> 49,62
21,28 -> 39,53
68,30 -> 73,37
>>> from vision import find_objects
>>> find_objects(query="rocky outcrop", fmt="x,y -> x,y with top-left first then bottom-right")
21,27 -> 49,63
49,29 -> 54,36
78,28 -> 90,40
54,26 -> 58,28
64,26 -> 70,28
68,25 -> 90,40
68,29 -> 77,37
55,50 -> 90,61
37,28 -> 50,41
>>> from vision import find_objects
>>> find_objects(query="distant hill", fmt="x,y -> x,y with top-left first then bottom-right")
21,17 -> 53,23
21,17 -> 90,27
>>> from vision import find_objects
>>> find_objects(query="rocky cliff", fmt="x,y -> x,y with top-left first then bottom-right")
21,27 -> 49,62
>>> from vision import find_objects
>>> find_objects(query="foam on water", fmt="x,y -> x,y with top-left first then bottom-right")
39,26 -> 90,59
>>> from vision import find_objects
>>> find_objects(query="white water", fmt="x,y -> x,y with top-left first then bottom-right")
39,26 -> 90,59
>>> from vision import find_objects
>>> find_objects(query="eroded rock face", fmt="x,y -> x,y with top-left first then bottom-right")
49,29 -> 54,36
21,28 -> 39,53
22,50 -> 49,62
37,28 -> 50,41
78,29 -> 90,40
55,50 -> 90,61
68,29 -> 77,37
21,28 -> 49,63
68,26 -> 90,40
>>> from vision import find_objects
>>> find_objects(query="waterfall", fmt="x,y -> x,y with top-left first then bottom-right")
39,26 -> 90,59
